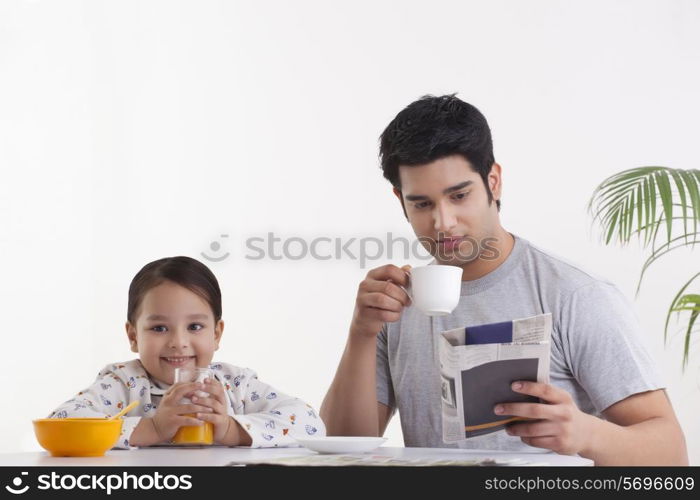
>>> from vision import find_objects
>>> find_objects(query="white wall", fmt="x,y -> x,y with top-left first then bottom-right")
1,0 -> 698,462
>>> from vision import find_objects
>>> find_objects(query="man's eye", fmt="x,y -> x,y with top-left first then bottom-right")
414,201 -> 431,209
189,323 -> 204,331
151,325 -> 167,333
452,192 -> 469,201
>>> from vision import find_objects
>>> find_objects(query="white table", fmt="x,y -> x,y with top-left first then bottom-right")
0,446 -> 593,467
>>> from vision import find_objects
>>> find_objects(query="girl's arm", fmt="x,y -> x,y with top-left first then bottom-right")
230,370 -> 326,448
128,417 -> 161,447
48,367 -> 141,449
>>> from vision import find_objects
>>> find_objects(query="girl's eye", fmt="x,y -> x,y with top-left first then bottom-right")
151,325 -> 167,333
189,323 -> 204,331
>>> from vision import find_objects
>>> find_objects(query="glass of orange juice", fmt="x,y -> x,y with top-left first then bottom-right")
171,367 -> 214,445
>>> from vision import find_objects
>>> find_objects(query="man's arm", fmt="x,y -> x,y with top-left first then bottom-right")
320,332 -> 382,436
499,383 -> 688,465
585,389 -> 687,465
320,264 -> 410,436
503,281 -> 687,464
377,402 -> 393,435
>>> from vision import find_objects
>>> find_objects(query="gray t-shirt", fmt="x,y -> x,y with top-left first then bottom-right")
376,234 -> 664,450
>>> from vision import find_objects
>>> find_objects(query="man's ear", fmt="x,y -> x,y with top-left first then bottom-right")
488,162 -> 503,202
125,322 -> 139,353
393,187 -> 408,220
214,320 -> 224,351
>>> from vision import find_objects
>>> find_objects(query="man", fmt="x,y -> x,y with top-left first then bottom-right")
320,94 -> 687,465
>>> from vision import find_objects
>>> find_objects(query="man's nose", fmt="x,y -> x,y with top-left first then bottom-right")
433,202 -> 457,233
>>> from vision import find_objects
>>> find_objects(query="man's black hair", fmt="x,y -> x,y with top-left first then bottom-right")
379,94 -> 500,211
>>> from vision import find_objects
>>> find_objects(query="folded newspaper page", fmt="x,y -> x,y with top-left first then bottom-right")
227,454 -> 543,467
438,313 -> 552,443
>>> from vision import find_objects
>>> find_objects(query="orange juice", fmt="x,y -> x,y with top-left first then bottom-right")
172,415 -> 213,445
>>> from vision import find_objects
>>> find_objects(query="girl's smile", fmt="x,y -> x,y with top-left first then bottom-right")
160,355 -> 196,367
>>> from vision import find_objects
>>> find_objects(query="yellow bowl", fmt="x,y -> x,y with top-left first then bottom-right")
33,418 -> 123,457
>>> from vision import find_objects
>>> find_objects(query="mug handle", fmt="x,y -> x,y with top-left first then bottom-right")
395,265 -> 413,302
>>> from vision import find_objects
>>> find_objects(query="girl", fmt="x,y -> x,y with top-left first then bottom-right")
49,256 -> 325,448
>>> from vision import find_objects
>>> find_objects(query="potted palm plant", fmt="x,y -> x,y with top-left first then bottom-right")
588,167 -> 700,371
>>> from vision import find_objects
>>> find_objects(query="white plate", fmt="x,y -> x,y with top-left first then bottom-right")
293,436 -> 387,454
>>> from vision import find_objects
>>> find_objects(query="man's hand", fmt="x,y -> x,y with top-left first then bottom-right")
150,382 -> 213,443
495,381 -> 595,455
350,264 -> 412,339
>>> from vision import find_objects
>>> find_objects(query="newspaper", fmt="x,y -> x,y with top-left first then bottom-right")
227,454 -> 545,467
438,313 -> 552,443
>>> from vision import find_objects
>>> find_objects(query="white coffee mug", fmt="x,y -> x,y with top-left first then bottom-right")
406,265 -> 462,316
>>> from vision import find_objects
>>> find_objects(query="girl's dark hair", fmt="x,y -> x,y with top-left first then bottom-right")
379,93 -> 500,210
127,256 -> 222,324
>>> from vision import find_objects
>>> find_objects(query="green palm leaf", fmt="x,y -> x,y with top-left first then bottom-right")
664,273 -> 700,371
637,232 -> 700,294
590,166 -> 700,371
588,167 -> 700,248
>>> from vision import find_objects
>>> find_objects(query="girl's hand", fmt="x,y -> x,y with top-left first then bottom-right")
192,378 -> 247,446
150,381 -> 213,443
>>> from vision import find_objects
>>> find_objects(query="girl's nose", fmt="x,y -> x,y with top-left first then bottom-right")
168,329 -> 190,349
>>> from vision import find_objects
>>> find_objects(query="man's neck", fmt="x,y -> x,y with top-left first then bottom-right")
458,228 -> 515,281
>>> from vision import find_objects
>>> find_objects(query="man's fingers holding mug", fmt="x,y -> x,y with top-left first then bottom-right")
367,264 -> 410,286
361,292 -> 405,312
361,280 -> 411,306
365,307 -> 402,323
